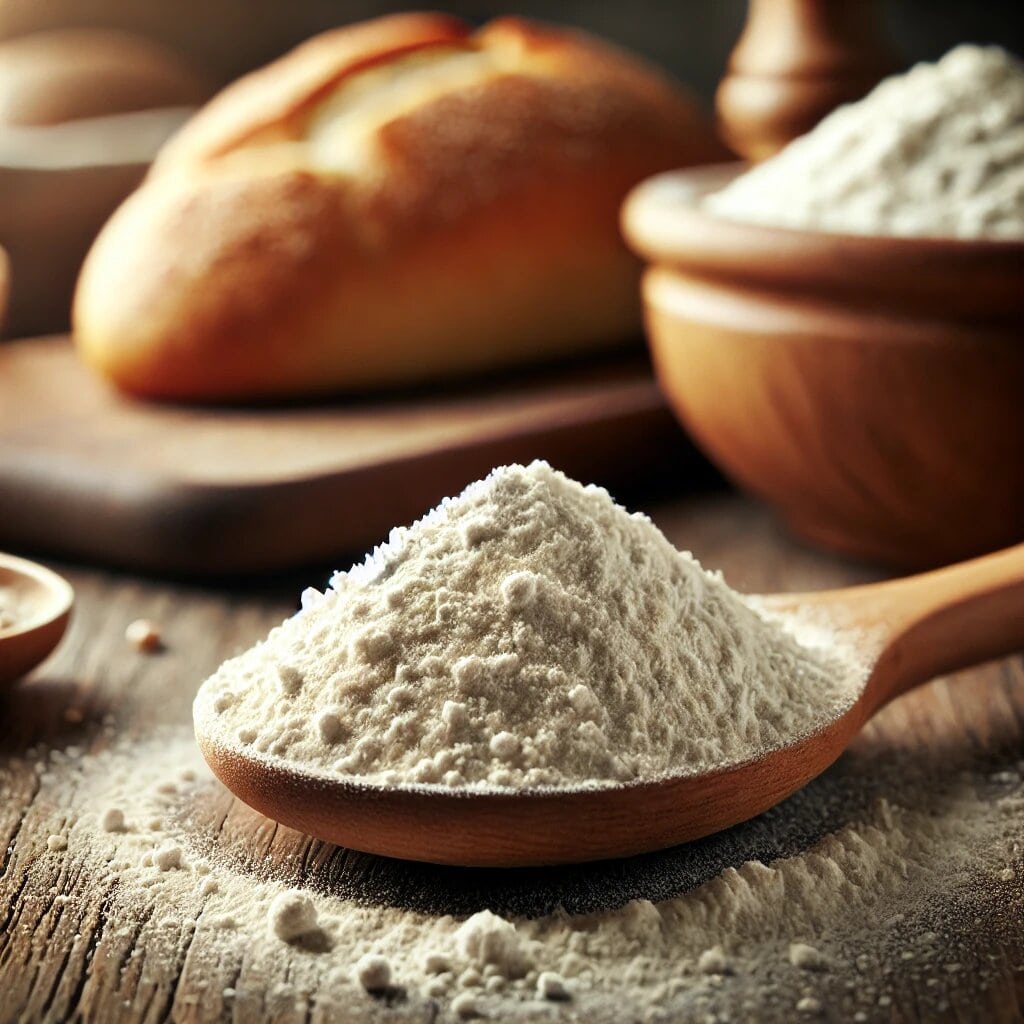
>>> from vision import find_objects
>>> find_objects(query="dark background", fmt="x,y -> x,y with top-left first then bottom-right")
406,0 -> 1024,101
1,0 -> 1022,102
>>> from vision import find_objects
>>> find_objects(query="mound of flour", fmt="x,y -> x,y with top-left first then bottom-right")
194,462 -> 862,789
707,45 -> 1024,239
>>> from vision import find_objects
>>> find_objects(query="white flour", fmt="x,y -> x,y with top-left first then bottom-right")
11,728 -> 1022,1021
0,584 -> 27,631
707,45 -> 1024,239
194,462 -> 863,789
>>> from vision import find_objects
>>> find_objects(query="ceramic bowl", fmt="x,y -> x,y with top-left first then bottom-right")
622,164 -> 1024,568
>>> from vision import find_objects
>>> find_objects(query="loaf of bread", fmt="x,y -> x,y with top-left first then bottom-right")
73,14 -> 727,399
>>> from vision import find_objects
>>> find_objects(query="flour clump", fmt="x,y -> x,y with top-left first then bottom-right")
789,942 -> 830,971
450,992 -> 481,1019
537,970 -> 571,1000
194,462 -> 861,789
269,889 -> 320,943
455,910 -> 532,978
152,843 -> 183,871
100,807 -> 127,833
698,945 -> 733,975
707,45 -> 1024,239
353,953 -> 392,992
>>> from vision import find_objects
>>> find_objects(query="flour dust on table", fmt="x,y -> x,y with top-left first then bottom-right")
13,727 -> 1024,1022
195,462 -> 865,790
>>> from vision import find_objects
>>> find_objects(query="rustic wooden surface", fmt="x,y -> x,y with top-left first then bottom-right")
0,337 -> 684,575
1,491 -> 1023,1023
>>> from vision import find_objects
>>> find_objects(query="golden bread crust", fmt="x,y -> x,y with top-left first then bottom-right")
74,15 -> 728,399
153,13 -> 469,169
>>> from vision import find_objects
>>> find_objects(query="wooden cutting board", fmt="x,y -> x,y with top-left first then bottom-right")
0,336 -> 690,575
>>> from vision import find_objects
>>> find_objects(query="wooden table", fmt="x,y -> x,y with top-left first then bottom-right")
2,491 -> 1023,1023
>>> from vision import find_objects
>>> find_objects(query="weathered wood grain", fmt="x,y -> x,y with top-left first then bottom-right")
0,337 -> 686,575
1,493 -> 1022,1023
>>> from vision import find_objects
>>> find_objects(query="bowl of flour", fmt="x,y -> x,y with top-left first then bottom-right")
623,45 -> 1024,568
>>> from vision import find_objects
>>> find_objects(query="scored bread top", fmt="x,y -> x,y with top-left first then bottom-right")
140,13 -> 719,252
152,14 -> 707,180
74,14 -> 725,398
153,13 -> 467,169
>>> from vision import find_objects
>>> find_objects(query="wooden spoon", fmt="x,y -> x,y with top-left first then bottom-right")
196,543 -> 1024,867
0,553 -> 74,685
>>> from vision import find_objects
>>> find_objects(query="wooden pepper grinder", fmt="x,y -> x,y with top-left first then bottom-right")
716,0 -> 899,162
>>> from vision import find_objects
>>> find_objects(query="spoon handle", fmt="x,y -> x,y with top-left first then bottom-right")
849,542 -> 1024,704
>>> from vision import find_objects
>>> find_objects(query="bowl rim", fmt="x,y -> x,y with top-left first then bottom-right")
622,163 -> 1024,313
624,163 -> 1024,259
0,551 -> 74,640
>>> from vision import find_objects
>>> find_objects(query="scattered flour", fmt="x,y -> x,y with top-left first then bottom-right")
707,45 -> 1024,238
7,727 -> 1021,1022
195,462 -> 864,790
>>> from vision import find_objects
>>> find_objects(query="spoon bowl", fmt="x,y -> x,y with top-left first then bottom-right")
196,711 -> 862,868
196,543 -> 1024,866
0,553 -> 74,685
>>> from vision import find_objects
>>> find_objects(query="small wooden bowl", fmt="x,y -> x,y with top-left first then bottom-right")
0,553 -> 74,685
622,165 -> 1024,568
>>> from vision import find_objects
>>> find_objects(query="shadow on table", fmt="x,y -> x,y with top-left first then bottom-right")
182,740 -> 1007,920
